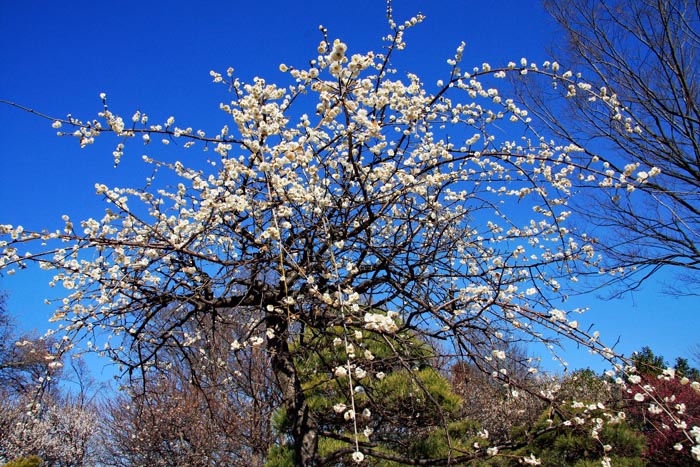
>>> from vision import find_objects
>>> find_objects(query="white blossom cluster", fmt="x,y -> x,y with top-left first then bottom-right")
363,311 -> 399,333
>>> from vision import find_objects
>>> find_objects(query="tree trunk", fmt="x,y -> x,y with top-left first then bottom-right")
267,313 -> 318,466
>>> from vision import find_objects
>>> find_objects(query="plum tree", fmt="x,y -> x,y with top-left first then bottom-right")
1,4 -> 696,465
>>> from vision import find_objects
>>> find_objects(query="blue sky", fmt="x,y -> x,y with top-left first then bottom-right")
1,0 -> 697,374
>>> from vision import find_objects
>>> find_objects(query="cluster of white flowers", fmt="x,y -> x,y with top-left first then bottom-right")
691,426 -> 700,460
522,453 -> 541,465
363,311 -> 399,333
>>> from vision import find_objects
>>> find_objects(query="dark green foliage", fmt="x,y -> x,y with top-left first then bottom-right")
484,370 -> 646,467
631,346 -> 667,377
494,408 -> 646,467
267,325 -> 471,465
2,456 -> 43,467
673,357 -> 700,381
629,347 -> 700,379
529,421 -> 645,467
265,443 -> 294,467
403,418 -> 483,461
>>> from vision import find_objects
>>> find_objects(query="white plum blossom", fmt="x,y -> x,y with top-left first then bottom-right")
333,403 -> 347,413
354,367 -> 367,379
363,311 -> 398,333
522,453 -> 542,465
628,374 -> 641,384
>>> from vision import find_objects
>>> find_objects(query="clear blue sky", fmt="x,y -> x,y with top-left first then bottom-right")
1,0 -> 697,374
